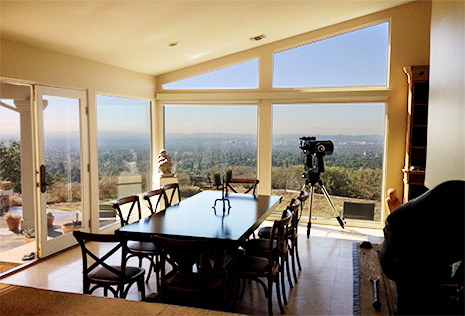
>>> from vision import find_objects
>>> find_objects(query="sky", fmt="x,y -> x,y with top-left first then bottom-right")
1,21 -> 388,140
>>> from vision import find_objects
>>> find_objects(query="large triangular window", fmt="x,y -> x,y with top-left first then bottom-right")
163,59 -> 259,90
273,22 -> 389,88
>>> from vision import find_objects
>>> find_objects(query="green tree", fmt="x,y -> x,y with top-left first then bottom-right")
0,140 -> 22,193
320,166 -> 350,197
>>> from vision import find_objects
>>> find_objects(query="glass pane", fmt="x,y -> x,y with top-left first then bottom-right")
164,105 -> 257,197
97,95 -> 151,228
273,22 -> 389,88
42,96 -> 82,238
272,103 -> 385,222
163,59 -> 259,90
1,95 -> 34,268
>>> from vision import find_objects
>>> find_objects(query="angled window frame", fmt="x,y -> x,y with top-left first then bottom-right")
161,58 -> 260,91
271,19 -> 391,90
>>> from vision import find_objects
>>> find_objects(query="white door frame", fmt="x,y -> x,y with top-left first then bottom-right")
35,85 -> 90,258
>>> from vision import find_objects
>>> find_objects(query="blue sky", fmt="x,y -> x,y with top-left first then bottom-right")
1,22 -> 388,139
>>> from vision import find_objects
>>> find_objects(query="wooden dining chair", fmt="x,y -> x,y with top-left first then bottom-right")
143,188 -> 169,213
291,190 -> 309,276
226,179 -> 259,195
73,230 -> 146,300
249,199 -> 300,305
259,192 -> 308,284
229,209 -> 292,315
152,235 -> 223,308
161,183 -> 181,206
112,195 -> 162,286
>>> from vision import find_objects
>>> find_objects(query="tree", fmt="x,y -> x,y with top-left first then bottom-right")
0,140 -> 22,193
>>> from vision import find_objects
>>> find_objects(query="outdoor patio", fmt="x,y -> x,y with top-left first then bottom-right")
0,207 -> 80,264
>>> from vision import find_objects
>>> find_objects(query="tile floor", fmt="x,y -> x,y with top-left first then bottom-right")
0,223 -> 384,315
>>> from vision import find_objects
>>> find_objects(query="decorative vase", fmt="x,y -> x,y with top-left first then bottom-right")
47,216 -> 55,227
6,217 -> 21,232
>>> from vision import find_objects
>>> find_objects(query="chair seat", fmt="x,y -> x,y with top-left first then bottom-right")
258,226 -> 272,239
128,241 -> 158,254
88,266 -> 145,283
244,238 -> 286,258
230,255 -> 279,276
258,226 -> 294,240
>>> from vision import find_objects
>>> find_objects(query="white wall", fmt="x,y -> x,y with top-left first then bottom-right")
426,0 -> 465,187
1,39 -> 157,233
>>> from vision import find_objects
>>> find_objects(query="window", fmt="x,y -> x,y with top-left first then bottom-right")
96,95 -> 151,228
163,59 -> 259,90
273,22 -> 389,88
272,103 -> 385,222
164,105 -> 257,197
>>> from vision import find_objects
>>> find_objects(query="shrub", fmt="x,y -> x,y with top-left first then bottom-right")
9,193 -> 22,206
47,181 -> 81,203
98,176 -> 117,199
180,185 -> 201,198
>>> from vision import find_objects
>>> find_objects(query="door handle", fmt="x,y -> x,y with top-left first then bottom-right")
40,164 -> 47,193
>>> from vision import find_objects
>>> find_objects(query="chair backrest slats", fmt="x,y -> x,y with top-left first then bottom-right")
73,230 -> 130,280
226,179 -> 259,195
112,195 -> 141,227
269,209 -> 292,264
143,188 -> 168,214
160,183 -> 181,206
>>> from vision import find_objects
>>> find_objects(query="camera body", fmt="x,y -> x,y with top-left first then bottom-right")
299,136 -> 334,157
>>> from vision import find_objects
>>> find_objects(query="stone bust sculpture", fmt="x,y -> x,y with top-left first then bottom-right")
385,188 -> 401,212
157,149 -> 173,177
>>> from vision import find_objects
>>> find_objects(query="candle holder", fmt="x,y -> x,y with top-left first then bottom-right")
212,173 -> 231,215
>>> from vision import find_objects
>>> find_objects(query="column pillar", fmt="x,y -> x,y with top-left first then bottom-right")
14,99 -> 35,231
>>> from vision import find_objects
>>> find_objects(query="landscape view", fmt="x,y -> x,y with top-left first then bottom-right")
0,131 -> 383,223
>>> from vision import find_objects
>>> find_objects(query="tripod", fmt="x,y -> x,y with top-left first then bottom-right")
302,156 -> 345,238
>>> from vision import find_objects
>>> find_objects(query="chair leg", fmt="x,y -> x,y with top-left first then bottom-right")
280,258 -> 287,305
155,255 -> 160,291
275,273 -> 285,314
291,246 -> 298,284
138,276 -> 146,301
295,240 -> 302,271
145,256 -> 154,283
286,253 -> 293,289
232,278 -> 241,310
293,237 -> 302,270
267,276 -> 274,316
240,277 -> 247,299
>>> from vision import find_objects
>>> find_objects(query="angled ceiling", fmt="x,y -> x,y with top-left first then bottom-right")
1,1 -> 412,76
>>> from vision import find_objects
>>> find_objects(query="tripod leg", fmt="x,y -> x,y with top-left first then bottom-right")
319,183 -> 345,229
306,185 -> 315,238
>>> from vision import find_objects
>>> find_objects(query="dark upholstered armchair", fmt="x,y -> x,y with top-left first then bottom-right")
379,180 -> 464,315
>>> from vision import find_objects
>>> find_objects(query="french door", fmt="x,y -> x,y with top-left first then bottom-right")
36,86 -> 90,257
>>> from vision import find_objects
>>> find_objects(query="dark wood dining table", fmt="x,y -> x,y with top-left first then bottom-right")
116,191 -> 282,244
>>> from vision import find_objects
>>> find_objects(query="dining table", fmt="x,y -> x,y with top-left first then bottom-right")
115,191 -> 282,245
115,190 -> 282,305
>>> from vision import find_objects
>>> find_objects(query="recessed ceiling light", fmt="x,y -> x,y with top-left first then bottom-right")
168,42 -> 179,47
250,34 -> 266,42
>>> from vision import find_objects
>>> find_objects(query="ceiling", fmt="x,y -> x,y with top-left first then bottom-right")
1,1 -> 412,76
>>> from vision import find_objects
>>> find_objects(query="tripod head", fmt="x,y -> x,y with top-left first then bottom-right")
302,153 -> 325,186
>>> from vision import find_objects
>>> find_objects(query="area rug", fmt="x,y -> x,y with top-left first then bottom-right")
0,283 -> 236,316
0,261 -> 21,274
353,242 -> 397,316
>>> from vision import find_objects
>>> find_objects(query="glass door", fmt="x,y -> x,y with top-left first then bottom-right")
36,86 -> 89,257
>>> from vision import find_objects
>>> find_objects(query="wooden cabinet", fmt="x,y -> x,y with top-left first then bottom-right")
402,66 -> 429,202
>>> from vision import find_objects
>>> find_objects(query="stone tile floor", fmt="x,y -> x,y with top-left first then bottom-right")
0,223 -> 384,315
